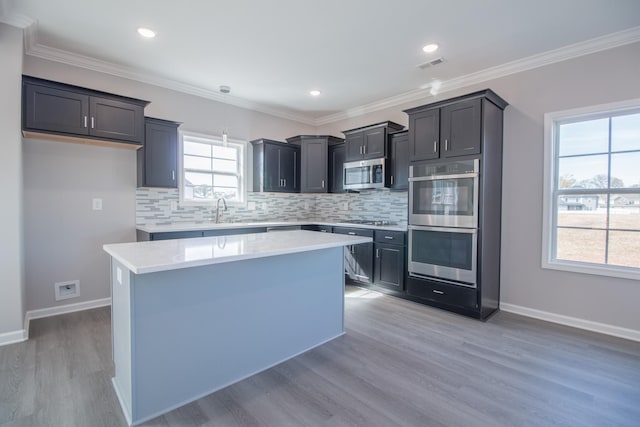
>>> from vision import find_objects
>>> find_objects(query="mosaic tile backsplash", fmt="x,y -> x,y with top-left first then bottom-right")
136,188 -> 408,226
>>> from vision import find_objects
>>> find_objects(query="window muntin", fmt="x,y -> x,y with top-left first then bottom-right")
544,103 -> 640,279
180,133 -> 245,204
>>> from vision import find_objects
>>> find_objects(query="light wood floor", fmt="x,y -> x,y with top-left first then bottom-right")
1,286 -> 639,426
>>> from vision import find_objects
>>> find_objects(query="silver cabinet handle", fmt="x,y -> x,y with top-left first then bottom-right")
359,146 -> 363,155
172,170 -> 175,180
433,289 -> 445,295
433,141 -> 437,153
91,117 -> 95,129
83,116 -> 88,128
444,139 -> 448,151
348,232 -> 356,235
376,249 -> 380,258
390,175 -> 394,185
384,236 -> 394,240
320,229 -> 327,233
363,145 -> 366,155
321,180 -> 325,188
283,178 -> 286,187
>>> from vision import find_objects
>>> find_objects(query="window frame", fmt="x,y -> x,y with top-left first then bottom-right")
178,130 -> 248,207
542,98 -> 640,281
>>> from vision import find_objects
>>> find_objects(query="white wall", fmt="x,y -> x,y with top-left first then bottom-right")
0,23 -> 26,343
318,42 -> 640,333
21,56 -> 316,312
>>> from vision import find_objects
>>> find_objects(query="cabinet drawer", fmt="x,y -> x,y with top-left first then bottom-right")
374,230 -> 405,245
332,227 -> 374,238
407,276 -> 477,309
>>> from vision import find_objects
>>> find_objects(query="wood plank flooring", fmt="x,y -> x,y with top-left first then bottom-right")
1,286 -> 639,426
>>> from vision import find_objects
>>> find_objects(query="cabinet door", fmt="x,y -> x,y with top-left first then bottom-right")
279,145 -> 299,192
440,99 -> 481,157
301,138 -> 328,193
374,243 -> 405,290
142,120 -> 178,188
262,143 -> 282,192
329,144 -> 346,193
90,96 -> 145,143
409,108 -> 440,161
363,128 -> 386,159
389,133 -> 409,190
354,243 -> 374,283
344,132 -> 364,161
24,83 -> 89,135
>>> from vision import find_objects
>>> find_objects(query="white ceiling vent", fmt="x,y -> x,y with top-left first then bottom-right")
417,57 -> 445,70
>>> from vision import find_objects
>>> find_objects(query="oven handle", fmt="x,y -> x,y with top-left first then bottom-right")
409,172 -> 478,182
408,272 -> 477,288
409,225 -> 477,233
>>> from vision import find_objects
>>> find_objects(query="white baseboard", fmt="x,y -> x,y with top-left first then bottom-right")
26,297 -> 112,321
0,328 -> 28,347
500,303 -> 640,342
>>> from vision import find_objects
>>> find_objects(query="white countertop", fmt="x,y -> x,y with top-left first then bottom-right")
137,220 -> 407,234
104,230 -> 372,275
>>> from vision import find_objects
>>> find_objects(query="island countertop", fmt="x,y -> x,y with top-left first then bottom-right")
104,229 -> 371,275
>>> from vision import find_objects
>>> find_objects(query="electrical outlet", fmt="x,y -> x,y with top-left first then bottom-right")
92,198 -> 103,211
247,201 -> 256,211
261,202 -> 267,210
304,201 -> 310,209
343,201 -> 349,210
55,280 -> 80,301
170,200 -> 178,211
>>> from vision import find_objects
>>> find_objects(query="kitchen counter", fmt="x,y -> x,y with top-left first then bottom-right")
104,230 -> 371,274
136,219 -> 407,234
105,229 -> 369,425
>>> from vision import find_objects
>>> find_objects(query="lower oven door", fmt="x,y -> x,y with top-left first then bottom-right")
408,225 -> 477,287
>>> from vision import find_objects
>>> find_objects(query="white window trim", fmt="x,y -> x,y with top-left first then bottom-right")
178,130 -> 248,207
542,98 -> 640,281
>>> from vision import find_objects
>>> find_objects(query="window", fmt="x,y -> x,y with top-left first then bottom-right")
180,132 -> 246,204
543,100 -> 640,280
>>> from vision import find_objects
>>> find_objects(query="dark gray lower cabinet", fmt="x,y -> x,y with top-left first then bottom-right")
374,243 -> 405,291
333,227 -> 374,284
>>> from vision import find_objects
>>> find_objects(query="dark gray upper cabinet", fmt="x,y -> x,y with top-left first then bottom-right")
389,131 -> 409,191
251,139 -> 300,193
22,75 -> 148,145
405,89 -> 508,162
137,117 -> 180,188
328,143 -> 346,193
342,121 -> 404,162
286,135 -> 343,193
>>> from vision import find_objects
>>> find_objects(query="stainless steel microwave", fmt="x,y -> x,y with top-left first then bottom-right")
344,158 -> 386,190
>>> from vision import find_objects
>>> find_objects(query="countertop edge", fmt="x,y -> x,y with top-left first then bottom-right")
137,220 -> 407,233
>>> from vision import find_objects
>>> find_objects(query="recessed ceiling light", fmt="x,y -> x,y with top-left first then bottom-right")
422,43 -> 439,53
137,28 -> 156,38
309,90 -> 321,97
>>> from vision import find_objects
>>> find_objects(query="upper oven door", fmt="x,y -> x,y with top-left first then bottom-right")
409,160 -> 479,228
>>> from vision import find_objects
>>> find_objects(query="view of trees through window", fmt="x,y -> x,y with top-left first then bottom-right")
554,111 -> 640,269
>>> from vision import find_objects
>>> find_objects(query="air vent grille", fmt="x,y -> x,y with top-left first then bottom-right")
417,57 -> 445,70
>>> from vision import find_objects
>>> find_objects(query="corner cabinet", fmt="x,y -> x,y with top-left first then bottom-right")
137,118 -> 180,188
286,135 -> 343,193
342,121 -> 404,162
22,75 -> 148,147
404,90 -> 507,162
251,139 -> 300,193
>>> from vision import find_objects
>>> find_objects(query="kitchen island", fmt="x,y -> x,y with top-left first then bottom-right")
103,230 -> 371,426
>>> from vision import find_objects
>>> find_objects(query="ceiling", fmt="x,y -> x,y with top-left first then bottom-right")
2,0 -> 640,125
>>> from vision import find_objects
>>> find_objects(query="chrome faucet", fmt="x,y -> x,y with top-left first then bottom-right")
215,197 -> 227,223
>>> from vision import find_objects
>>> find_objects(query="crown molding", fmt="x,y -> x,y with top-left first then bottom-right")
23,27 -> 316,126
0,0 -> 34,28
19,22 -> 640,127
314,26 -> 640,126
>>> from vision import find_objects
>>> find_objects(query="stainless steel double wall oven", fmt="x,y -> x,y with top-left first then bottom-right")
408,159 -> 479,287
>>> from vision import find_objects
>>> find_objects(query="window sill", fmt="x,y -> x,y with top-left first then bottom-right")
542,259 -> 639,281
